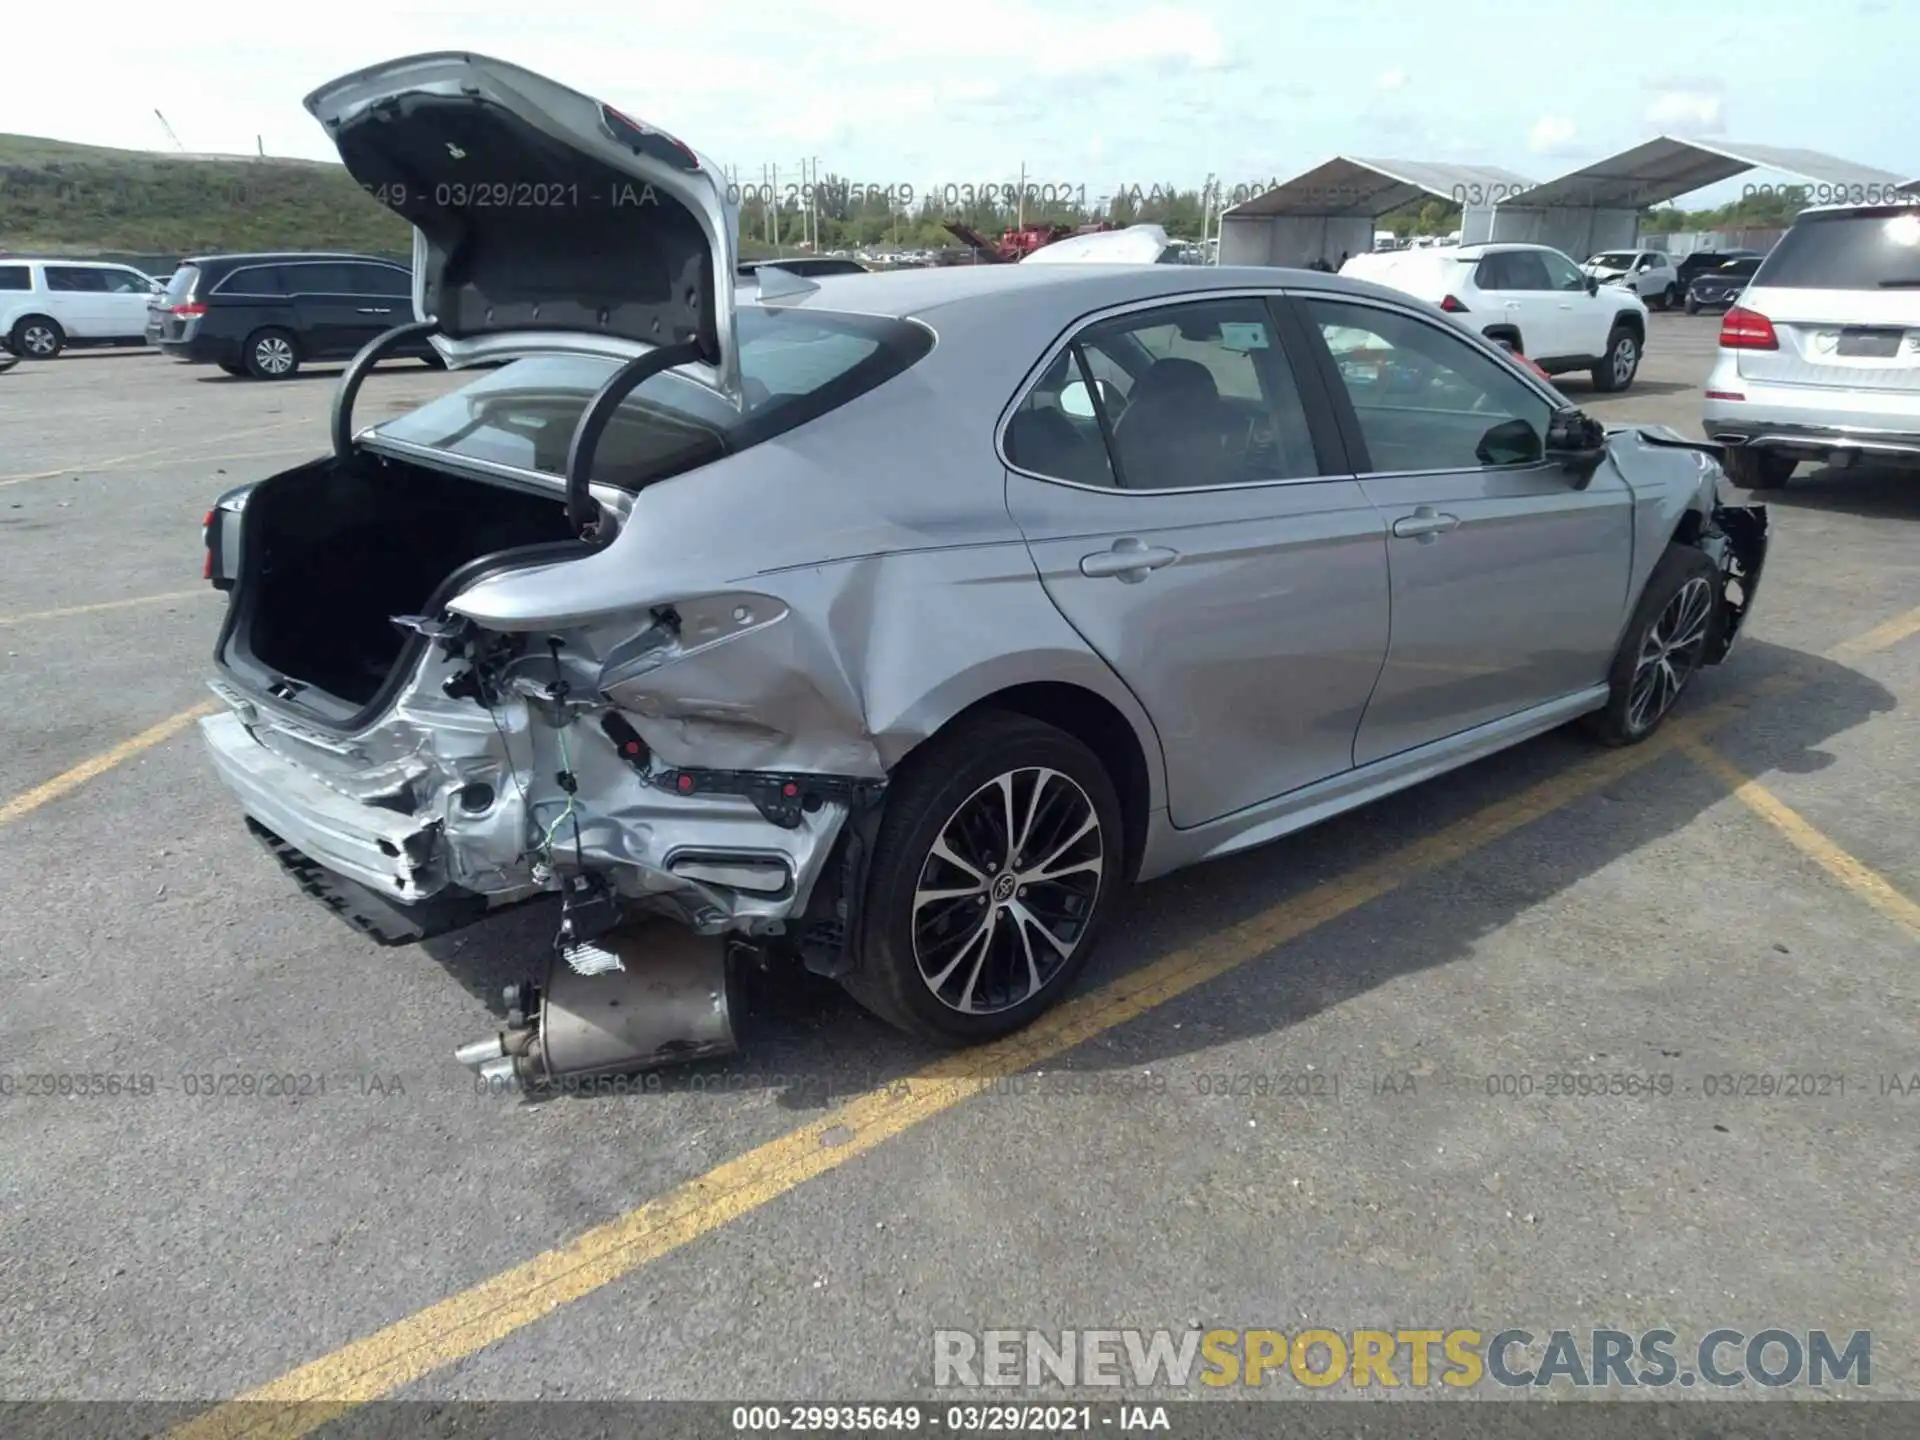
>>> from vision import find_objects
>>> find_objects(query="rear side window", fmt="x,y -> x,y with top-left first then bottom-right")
369,306 -> 932,488
217,266 -> 284,296
0,265 -> 28,291
45,266 -> 106,292
1753,209 -> 1920,289
283,262 -> 363,293
350,264 -> 412,297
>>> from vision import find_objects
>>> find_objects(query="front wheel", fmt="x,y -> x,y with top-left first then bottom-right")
842,711 -> 1124,1043
1684,296 -> 1700,315
1583,544 -> 1720,747
1590,326 -> 1640,392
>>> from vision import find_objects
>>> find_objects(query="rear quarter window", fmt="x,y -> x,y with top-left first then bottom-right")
369,306 -> 932,487
1752,209 -> 1920,289
0,264 -> 29,291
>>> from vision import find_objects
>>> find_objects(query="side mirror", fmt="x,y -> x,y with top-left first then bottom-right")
1475,416 -> 1544,467
1545,406 -> 1608,487
1060,378 -> 1116,419
1584,275 -> 1599,296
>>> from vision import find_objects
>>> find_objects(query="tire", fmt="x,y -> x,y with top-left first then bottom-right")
1722,447 -> 1796,490
1684,296 -> 1700,315
9,315 -> 65,359
1590,325 -> 1640,392
1583,544 -> 1720,747
1662,284 -> 1680,310
242,327 -> 300,379
841,711 -> 1124,1044
216,360 -> 246,377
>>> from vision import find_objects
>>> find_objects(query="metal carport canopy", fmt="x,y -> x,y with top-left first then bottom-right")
1225,156 -> 1537,218
1499,137 -> 1910,211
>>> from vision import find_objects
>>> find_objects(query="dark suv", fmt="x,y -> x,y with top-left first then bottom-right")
154,252 -> 438,379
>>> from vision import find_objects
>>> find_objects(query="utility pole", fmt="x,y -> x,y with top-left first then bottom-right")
1016,162 -> 1027,229
771,163 -> 780,252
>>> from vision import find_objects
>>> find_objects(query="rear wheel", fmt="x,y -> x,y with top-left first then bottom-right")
9,315 -> 64,359
1661,283 -> 1680,310
242,327 -> 299,379
1590,326 -> 1639,392
1723,447 -> 1796,490
1583,544 -> 1719,747
842,711 -> 1123,1043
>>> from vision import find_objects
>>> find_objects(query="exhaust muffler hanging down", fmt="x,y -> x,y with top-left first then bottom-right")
456,920 -> 740,1092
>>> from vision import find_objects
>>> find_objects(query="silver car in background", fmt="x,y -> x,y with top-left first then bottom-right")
196,54 -> 1772,1087
1703,202 -> 1920,489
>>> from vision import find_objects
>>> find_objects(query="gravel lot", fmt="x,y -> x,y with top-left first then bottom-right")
0,316 -> 1915,1416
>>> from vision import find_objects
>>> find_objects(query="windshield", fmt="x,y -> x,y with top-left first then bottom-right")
370,306 -> 932,487
1752,209 -> 1920,289
1588,252 -> 1636,269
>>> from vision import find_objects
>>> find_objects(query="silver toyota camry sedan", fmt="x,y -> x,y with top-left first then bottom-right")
197,54 -> 1770,1087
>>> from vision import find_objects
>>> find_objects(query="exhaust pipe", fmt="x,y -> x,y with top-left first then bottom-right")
457,920 -> 738,1092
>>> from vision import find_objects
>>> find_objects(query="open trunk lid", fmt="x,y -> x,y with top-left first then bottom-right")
305,52 -> 742,401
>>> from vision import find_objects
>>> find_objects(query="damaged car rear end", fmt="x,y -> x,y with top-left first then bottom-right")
199,53 -> 944,1087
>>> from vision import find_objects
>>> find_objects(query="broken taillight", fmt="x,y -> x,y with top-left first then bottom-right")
1439,294 -> 1469,313
1719,306 -> 1779,350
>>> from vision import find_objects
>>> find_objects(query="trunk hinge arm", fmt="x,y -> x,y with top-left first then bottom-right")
331,318 -> 442,463
564,340 -> 705,542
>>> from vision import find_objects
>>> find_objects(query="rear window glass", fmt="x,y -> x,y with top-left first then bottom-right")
369,306 -> 932,487
1753,209 -> 1920,289
0,265 -> 28,291
164,266 -> 200,303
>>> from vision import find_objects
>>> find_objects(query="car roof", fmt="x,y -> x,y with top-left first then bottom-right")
750,263 -> 1430,322
0,256 -> 146,267
182,251 -> 407,266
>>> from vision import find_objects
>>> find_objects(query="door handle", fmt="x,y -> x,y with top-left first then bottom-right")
1079,538 -> 1180,581
1391,507 -> 1460,540
356,307 -> 393,315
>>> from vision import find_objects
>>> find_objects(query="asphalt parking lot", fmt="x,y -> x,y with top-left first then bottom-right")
1,316 -> 1916,1421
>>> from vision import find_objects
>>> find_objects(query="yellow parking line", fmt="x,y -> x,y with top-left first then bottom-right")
162,663 -> 1844,1440
0,701 -> 218,828
0,589 -> 208,627
1830,603 -> 1920,661
1682,739 -> 1920,939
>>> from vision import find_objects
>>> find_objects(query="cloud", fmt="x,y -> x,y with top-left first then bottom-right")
1527,114 -> 1582,157
1375,67 -> 1410,91
1645,88 -> 1726,137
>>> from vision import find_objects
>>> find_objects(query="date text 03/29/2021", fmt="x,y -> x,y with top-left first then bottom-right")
730,1405 -> 1168,1433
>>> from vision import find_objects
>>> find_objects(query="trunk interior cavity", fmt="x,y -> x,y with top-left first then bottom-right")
219,453 -> 575,719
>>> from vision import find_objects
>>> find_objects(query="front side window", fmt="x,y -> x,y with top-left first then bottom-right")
1306,299 -> 1554,474
1539,250 -> 1589,292
370,305 -> 931,488
350,264 -> 413,297
100,269 -> 155,294
1007,298 -> 1319,490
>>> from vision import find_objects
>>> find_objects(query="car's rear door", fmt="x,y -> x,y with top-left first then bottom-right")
42,265 -> 110,336
1732,207 -> 1920,415
1472,250 -> 1567,359
1297,294 -> 1633,765
343,260 -> 412,340
1003,292 -> 1390,829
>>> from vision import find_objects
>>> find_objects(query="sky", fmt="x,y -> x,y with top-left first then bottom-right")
2,0 -> 1912,206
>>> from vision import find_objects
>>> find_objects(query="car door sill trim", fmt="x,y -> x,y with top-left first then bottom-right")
1138,685 -> 1609,878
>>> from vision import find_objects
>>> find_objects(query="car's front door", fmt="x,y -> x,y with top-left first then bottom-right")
97,267 -> 157,339
1299,296 -> 1633,766
1003,293 -> 1390,829
1539,248 -> 1614,358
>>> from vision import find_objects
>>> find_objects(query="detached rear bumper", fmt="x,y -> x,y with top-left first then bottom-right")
200,710 -> 444,899
1704,503 -> 1770,664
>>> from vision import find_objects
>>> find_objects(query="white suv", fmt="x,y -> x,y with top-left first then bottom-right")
1341,242 -> 1649,391
0,258 -> 164,359
1582,248 -> 1682,310
1702,202 -> 1920,489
